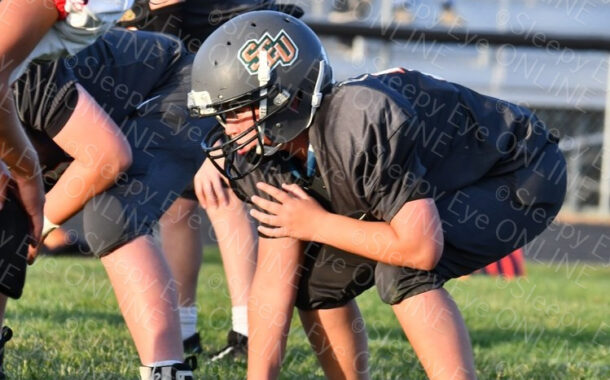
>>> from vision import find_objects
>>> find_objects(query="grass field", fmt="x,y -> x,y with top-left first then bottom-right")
4,248 -> 609,379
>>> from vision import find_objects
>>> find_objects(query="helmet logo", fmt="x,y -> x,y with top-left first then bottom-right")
238,30 -> 299,75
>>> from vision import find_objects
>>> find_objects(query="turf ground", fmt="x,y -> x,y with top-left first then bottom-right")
4,248 -> 609,379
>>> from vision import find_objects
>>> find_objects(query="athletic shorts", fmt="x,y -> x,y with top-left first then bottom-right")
0,187 -> 31,299
295,142 -> 567,309
81,53 -> 212,256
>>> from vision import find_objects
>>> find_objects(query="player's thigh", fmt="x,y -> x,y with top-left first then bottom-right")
434,146 -> 566,278
83,146 -> 200,256
296,243 -> 376,310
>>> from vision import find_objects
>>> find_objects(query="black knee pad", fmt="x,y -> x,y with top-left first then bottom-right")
375,264 -> 446,305
0,189 -> 30,299
83,193 -> 139,257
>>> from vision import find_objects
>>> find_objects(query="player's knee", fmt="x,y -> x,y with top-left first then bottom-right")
83,193 -> 134,257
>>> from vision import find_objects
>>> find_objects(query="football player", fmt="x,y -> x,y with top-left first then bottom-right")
0,0 -> 131,378
188,11 -> 567,379
119,0 -> 303,361
13,29 -> 211,379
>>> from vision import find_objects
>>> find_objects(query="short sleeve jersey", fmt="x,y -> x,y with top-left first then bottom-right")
230,68 -> 557,223
13,28 -> 187,188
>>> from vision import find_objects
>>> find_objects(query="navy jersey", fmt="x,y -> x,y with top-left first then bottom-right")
15,28 -> 185,135
13,28 -> 190,188
231,68 -> 559,224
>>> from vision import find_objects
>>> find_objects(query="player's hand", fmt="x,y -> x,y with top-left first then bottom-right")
12,171 -> 45,248
27,244 -> 40,265
194,158 -> 230,209
250,182 -> 327,241
27,216 -> 59,265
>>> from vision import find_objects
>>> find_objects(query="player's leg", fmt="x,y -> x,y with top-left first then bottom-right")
247,241 -> 374,380
296,245 -> 375,379
82,128 -> 205,377
373,232 -> 477,378
391,288 -> 475,380
298,301 -> 370,380
84,178 -> 196,378
158,196 -> 204,353
377,143 -> 566,380
100,235 -> 183,363
0,293 -> 10,380
0,188 -> 40,378
160,197 -> 202,307
206,190 -> 256,360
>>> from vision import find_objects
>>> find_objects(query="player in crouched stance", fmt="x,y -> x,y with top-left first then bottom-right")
188,11 -> 567,380
13,28 -> 210,379
0,0 -> 134,378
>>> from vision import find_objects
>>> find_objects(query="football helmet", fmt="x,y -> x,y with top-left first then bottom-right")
188,10 -> 333,179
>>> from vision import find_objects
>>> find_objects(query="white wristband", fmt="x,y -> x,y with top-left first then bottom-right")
42,216 -> 59,239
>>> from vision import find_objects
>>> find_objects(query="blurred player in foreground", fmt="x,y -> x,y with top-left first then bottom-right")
119,0 -> 303,361
13,28 -> 215,378
0,0 -> 132,377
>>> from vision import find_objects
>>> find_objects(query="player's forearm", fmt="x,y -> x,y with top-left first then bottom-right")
0,85 -> 41,178
248,237 -> 302,378
44,159 -> 125,224
312,212 -> 440,270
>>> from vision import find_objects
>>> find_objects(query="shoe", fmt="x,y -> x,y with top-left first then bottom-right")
208,330 -> 247,362
0,327 -> 13,380
139,361 -> 195,380
183,333 -> 203,355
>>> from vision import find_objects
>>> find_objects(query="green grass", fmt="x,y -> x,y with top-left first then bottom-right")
5,248 -> 609,379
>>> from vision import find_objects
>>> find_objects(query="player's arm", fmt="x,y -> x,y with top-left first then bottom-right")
193,150 -> 230,209
0,0 -> 58,173
248,235 -> 303,378
45,84 -> 132,225
307,197 -> 443,270
0,0 -> 60,242
251,183 -> 443,270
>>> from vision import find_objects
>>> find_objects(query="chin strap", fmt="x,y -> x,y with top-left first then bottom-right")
262,143 -> 283,156
256,50 -> 271,155
256,59 -> 327,155
305,60 -> 327,130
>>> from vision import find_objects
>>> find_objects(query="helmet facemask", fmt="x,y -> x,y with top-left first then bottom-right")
197,62 -> 293,180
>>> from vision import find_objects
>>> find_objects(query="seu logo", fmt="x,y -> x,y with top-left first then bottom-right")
238,30 -> 299,75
